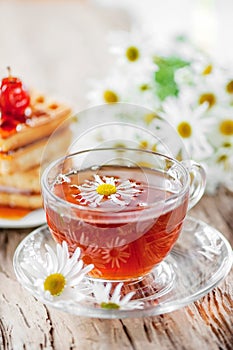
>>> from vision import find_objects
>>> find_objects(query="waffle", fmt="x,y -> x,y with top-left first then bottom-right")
0,166 -> 41,209
0,91 -> 72,152
0,192 -> 42,209
0,126 -> 72,174
0,166 -> 40,192
0,92 -> 72,209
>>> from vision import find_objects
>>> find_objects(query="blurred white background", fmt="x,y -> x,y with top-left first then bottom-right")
0,0 -> 232,112
95,0 -> 233,62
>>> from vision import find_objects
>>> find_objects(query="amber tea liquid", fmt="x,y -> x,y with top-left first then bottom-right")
45,165 -> 189,280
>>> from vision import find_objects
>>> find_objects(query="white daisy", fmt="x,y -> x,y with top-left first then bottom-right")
205,143 -> 233,193
224,76 -> 233,104
86,73 -> 127,106
91,282 -> 144,310
207,106 -> 233,148
174,57 -> 220,88
205,65 -> 233,105
87,69 -> 158,110
161,92 -> 213,160
180,65 -> 230,110
121,70 -> 159,110
74,174 -> 142,208
21,241 -> 94,301
174,65 -> 196,87
159,36 -> 204,63
108,28 -> 157,71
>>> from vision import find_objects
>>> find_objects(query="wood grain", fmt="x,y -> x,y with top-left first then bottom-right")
0,188 -> 232,350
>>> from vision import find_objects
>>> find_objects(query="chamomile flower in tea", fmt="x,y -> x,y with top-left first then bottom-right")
74,174 -> 142,208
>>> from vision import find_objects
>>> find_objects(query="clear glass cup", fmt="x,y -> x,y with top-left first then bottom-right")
41,147 -> 206,289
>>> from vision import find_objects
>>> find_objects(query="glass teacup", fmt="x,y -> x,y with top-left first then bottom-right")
41,147 -> 206,286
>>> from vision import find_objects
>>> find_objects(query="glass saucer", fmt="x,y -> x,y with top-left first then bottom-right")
13,216 -> 232,319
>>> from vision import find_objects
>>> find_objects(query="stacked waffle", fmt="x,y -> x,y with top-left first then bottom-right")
0,88 -> 72,209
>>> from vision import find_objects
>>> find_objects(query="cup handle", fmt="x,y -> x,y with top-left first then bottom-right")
181,160 -> 206,210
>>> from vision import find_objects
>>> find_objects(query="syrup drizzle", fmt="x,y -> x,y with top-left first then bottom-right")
0,205 -> 32,220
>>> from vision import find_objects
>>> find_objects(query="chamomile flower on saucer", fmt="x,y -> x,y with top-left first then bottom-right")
91,282 -> 144,310
161,92 -> 213,160
75,174 -> 142,208
21,241 -> 94,301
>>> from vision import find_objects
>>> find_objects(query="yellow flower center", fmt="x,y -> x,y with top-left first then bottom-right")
199,93 -> 216,108
222,142 -> 232,148
177,122 -> 192,138
176,149 -> 183,162
96,183 -> 117,196
202,64 -> 213,75
125,46 -> 140,62
217,154 -> 230,170
219,119 -> 233,136
113,142 -> 126,149
143,113 -> 158,125
100,302 -> 120,310
44,273 -> 66,296
140,84 -> 150,91
151,144 -> 157,152
103,90 -> 118,103
226,80 -> 233,94
139,140 -> 148,149
217,154 -> 228,163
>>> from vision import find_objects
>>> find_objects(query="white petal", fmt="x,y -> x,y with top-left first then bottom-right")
94,174 -> 103,184
64,259 -> 83,278
121,300 -> 144,310
110,283 -> 123,304
71,246 -> 81,261
110,194 -> 126,206
57,242 -> 69,272
104,283 -> 112,302
103,176 -> 116,185
21,261 -> 45,279
45,244 -> 58,272
119,291 -> 135,305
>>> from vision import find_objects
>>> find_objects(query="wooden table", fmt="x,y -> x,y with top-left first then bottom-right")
0,187 -> 232,350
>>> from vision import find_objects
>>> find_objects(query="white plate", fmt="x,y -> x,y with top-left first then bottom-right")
0,208 -> 46,229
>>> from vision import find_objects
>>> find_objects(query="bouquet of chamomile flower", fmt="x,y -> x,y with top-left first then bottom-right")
87,29 -> 233,194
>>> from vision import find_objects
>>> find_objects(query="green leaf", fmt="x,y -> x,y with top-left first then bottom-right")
154,56 -> 189,101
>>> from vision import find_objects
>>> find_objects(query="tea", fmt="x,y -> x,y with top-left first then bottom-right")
45,165 -> 188,280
